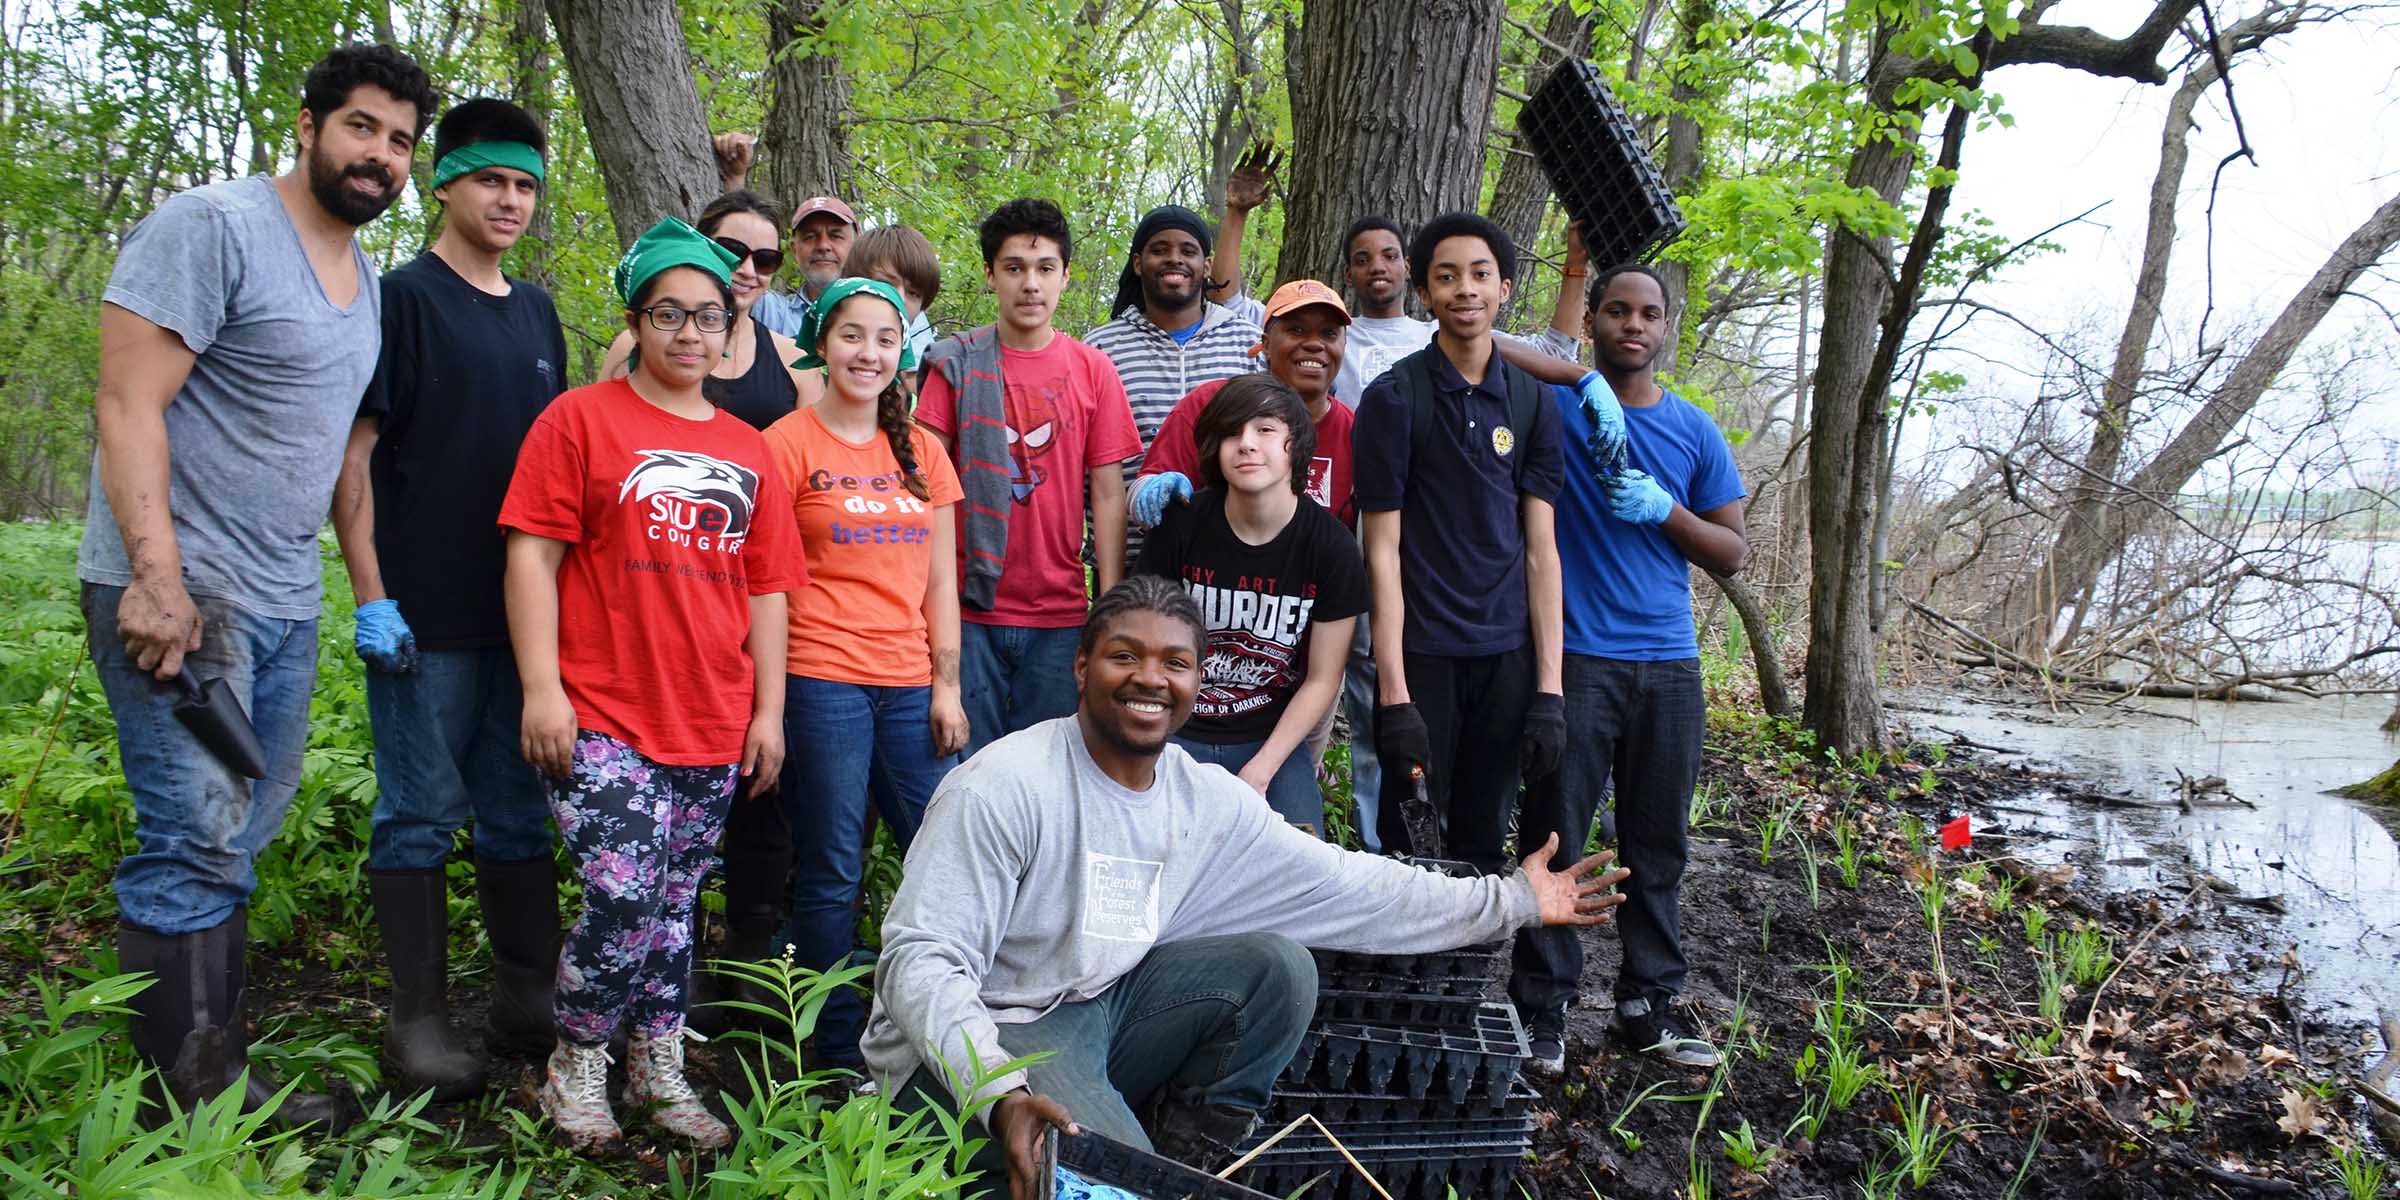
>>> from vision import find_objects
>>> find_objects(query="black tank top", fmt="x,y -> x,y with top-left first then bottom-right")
703,316 -> 799,431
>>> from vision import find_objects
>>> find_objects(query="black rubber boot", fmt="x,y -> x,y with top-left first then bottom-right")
690,840 -> 790,1038
474,854 -> 559,1059
369,869 -> 488,1101
119,912 -> 351,1133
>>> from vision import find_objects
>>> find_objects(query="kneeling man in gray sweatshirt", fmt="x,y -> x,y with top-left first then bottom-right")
865,575 -> 1632,1196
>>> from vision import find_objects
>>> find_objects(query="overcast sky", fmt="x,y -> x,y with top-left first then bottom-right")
1915,0 -> 2400,486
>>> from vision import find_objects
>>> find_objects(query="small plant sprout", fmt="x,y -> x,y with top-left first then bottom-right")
1758,797 -> 1801,867
2143,1093 -> 2198,1133
1720,1119 -> 1779,1173
1988,872 -> 2022,914
2020,904 -> 2052,946
2328,1141 -> 2389,1200
1882,1084 -> 1972,1190
1799,834 -> 1822,909
1690,779 -> 1731,830
2031,935 -> 2070,1028
1831,818 -> 1865,889
2062,922 -> 2116,989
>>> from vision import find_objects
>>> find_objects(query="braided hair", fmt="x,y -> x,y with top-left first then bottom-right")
1079,575 -> 1206,660
875,374 -> 932,502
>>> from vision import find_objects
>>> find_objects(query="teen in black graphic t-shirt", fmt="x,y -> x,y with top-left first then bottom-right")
1135,374 -> 1367,832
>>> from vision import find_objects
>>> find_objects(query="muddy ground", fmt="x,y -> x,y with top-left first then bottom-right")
1520,731 -> 2393,1200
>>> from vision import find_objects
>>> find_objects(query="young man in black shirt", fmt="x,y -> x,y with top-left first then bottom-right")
1350,213 -> 1568,876
330,98 -> 568,1100
1136,373 -> 1368,831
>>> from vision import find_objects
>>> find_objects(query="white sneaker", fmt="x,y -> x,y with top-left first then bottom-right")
627,1025 -> 730,1149
540,1041 -> 622,1151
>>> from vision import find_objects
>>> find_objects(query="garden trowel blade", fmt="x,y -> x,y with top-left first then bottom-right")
172,671 -> 269,780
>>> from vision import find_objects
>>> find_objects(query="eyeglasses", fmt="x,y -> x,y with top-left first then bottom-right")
637,304 -> 733,333
712,236 -> 785,275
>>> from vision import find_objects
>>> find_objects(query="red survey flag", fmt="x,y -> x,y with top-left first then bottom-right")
1939,813 -> 1972,852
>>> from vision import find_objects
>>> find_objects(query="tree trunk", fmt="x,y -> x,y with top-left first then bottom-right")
505,0 -> 558,292
1711,571 -> 1793,718
1201,0 -> 1270,219
759,0 -> 852,208
545,0 -> 718,247
1277,0 -> 1507,287
1646,0 -> 1710,372
2015,189 -> 2400,629
1488,1 -> 1595,299
1994,6 -> 2310,656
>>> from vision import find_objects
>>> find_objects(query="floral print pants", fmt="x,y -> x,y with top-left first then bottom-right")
547,730 -> 738,1046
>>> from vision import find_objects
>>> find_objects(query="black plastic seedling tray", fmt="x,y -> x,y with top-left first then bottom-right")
1239,1151 -> 1525,1200
1277,1002 -> 1529,1110
1314,987 -> 1494,1030
1310,943 -> 1506,998
1265,1077 -> 1541,1124
1039,1127 -> 1277,1200
1515,57 -> 1686,267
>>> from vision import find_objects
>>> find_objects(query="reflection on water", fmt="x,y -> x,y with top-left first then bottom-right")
1892,687 -> 2400,1024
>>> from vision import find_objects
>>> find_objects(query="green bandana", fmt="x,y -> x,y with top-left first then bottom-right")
612,218 -> 738,307
430,140 -> 546,191
791,277 -> 919,373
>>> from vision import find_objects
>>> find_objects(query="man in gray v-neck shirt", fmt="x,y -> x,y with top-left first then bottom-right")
76,42 -> 436,1133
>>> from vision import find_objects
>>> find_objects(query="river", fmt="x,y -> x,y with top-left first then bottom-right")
1892,685 -> 2400,1025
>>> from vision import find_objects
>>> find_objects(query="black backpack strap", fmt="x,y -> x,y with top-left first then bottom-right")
1394,347 -> 1440,490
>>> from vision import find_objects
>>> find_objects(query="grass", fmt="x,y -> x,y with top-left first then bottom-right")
2328,1142 -> 2390,1200
1882,1083 -> 1970,1190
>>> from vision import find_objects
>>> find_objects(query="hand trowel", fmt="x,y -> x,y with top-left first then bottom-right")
172,670 -> 269,780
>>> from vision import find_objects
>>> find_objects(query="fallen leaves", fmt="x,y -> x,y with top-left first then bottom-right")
2275,1088 -> 2322,1139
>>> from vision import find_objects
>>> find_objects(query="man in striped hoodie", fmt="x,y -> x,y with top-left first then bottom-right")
1083,205 -> 1263,560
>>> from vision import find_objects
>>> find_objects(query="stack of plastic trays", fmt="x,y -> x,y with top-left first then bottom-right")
1229,858 -> 1535,1198
1514,58 -> 1686,267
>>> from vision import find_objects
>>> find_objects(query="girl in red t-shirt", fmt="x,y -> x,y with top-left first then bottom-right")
499,218 -> 803,1153
758,278 -> 966,1072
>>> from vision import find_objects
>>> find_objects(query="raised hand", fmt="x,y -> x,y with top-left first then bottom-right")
1225,139 -> 1284,214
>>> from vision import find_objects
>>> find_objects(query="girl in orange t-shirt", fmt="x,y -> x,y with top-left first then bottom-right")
759,278 -> 965,1071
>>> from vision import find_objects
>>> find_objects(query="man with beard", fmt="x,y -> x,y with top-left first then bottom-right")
1507,264 -> 1746,1075
1082,206 -> 1263,559
329,98 -> 568,1101
868,576 -> 1632,1197
77,42 -> 435,1129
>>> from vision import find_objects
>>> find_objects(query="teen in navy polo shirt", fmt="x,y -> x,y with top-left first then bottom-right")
1507,264 -> 1747,1076
1351,213 -> 1567,878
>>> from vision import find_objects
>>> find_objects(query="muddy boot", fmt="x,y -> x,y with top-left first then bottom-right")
370,869 -> 488,1101
539,1039 -> 622,1151
120,912 -> 351,1133
475,853 -> 559,1058
626,1025 -> 730,1149
1146,1096 -> 1259,1173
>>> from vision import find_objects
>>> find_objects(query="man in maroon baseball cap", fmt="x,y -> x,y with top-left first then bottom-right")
710,131 -> 857,338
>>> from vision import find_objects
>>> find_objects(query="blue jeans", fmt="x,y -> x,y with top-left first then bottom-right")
366,647 -> 551,870
780,675 -> 959,1067
958,622 -> 1080,756
1169,735 -> 1323,832
896,933 -> 1315,1159
83,583 -> 317,936
1509,655 -> 1705,1017
1340,614 -> 1383,851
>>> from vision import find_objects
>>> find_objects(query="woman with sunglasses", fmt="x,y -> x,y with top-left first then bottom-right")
603,191 -> 808,430
502,217 -> 804,1151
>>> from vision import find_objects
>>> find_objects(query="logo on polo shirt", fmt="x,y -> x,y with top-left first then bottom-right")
1492,425 -> 1516,458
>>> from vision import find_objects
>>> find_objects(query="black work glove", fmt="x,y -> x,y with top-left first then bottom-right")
1373,702 -> 1431,775
1520,692 -> 1566,780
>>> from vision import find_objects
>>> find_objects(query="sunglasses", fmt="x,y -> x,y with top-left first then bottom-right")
712,236 -> 786,276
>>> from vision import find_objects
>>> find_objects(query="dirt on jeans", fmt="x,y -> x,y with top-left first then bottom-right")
1519,736 -> 2389,1200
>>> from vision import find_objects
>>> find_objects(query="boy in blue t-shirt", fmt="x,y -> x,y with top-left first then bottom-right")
1508,264 -> 1748,1075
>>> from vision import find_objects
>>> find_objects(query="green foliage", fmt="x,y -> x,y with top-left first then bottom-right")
2327,1142 -> 2390,1200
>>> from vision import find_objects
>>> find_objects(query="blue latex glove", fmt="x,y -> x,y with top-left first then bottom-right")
353,598 -> 419,673
1603,469 -> 1674,526
1577,370 -> 1629,470
1130,471 -> 1192,528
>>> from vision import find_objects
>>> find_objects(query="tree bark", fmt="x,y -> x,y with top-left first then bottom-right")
505,0 -> 558,293
1488,0 -> 1595,300
545,0 -> 719,247
1277,0 -> 1508,287
759,0 -> 852,208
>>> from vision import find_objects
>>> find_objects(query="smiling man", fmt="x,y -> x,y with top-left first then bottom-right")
79,42 -> 436,1130
750,194 -> 856,338
1083,205 -> 1263,560
1352,212 -> 1569,879
328,98 -> 570,1102
867,575 -> 1633,1199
